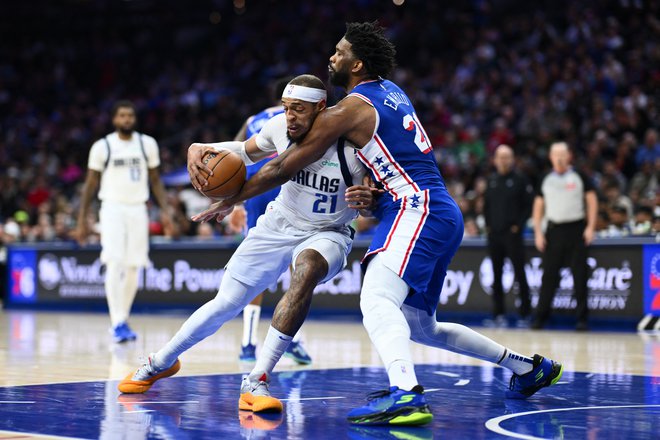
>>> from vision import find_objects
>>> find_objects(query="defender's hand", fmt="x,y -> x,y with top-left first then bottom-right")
191,200 -> 235,223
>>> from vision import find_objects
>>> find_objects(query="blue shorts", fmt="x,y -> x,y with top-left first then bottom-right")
363,189 -> 463,315
245,188 -> 281,229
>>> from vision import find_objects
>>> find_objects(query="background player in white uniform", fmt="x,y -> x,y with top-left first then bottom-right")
76,100 -> 173,343
118,75 -> 376,413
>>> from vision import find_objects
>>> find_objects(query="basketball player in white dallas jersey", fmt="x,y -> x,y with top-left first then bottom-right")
119,75 -> 376,413
76,100 -> 173,344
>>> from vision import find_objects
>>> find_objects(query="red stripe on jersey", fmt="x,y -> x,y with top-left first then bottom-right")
384,197 -> 407,251
347,93 -> 373,105
374,135 -> 421,193
398,190 -> 430,276
357,150 -> 399,200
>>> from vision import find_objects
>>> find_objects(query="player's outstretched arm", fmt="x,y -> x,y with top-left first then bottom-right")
222,98 -> 375,206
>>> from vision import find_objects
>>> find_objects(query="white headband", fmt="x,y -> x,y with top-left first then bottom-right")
282,84 -> 327,103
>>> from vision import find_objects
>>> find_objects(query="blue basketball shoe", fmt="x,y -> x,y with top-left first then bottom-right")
239,343 -> 257,362
347,385 -> 433,426
283,341 -> 312,365
111,322 -> 137,343
506,354 -> 563,399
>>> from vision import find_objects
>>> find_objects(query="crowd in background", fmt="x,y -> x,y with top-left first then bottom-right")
1,0 -> 658,249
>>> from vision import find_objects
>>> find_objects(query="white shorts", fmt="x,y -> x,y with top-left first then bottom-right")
226,203 -> 353,293
99,201 -> 149,267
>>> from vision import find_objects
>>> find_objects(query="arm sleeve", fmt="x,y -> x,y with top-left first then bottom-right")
577,170 -> 596,192
88,140 -> 107,172
254,118 -> 279,154
535,174 -> 547,198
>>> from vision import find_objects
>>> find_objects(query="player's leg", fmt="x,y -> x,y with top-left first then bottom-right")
119,213 -> 293,395
240,190 -> 280,361
118,269 -> 263,394
115,204 -> 150,341
240,293 -> 263,362
100,202 -> 133,343
241,235 -> 349,412
347,254 -> 432,426
402,304 -> 562,398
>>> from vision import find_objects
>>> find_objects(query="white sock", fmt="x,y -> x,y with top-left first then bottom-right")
360,255 -> 418,390
242,304 -> 261,346
497,349 -> 534,375
402,304 -> 533,375
152,271 -> 258,370
388,360 -> 418,391
105,261 -> 123,327
121,266 -> 139,323
252,326 -> 292,377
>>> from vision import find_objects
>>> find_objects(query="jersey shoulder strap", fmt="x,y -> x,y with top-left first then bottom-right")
336,138 -> 353,187
138,133 -> 148,161
102,136 -> 111,170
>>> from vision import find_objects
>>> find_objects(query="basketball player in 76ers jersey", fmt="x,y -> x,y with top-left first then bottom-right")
76,100 -> 173,343
191,23 -> 563,426
119,75 -> 377,413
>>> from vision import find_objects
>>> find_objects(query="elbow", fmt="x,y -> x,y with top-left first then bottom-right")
271,161 -> 295,184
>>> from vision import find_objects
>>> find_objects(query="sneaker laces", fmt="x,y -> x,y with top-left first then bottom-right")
132,356 -> 157,381
366,388 -> 394,401
508,374 -> 518,391
242,373 -> 271,397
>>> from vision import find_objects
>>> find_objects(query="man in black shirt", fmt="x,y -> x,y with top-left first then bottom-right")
484,145 -> 533,327
532,142 -> 598,331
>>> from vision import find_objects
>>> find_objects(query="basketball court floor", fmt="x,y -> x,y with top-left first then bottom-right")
0,310 -> 658,439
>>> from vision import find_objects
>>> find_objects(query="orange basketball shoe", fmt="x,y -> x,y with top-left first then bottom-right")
239,371 -> 283,413
118,355 -> 181,394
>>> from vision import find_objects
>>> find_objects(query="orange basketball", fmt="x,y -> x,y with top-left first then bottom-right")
199,150 -> 246,199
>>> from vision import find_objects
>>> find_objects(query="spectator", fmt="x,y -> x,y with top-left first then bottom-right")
631,206 -> 654,236
636,129 -> 660,167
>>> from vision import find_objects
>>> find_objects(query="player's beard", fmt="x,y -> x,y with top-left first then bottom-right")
287,131 -> 308,143
329,64 -> 350,89
117,126 -> 134,137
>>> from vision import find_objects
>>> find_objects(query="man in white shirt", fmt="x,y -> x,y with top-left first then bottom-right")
76,100 -> 173,343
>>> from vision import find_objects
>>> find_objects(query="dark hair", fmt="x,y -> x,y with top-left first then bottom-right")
288,74 -> 326,90
271,75 -> 295,102
344,21 -> 396,79
111,100 -> 136,117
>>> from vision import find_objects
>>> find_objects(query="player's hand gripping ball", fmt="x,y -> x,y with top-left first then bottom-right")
199,150 -> 246,199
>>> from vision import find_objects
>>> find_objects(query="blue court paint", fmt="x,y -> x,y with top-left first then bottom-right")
0,365 -> 658,439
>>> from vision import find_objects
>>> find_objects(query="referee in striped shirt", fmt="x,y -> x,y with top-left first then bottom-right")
532,142 -> 598,331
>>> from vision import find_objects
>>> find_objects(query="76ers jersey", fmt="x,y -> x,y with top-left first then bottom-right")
245,105 -> 284,178
256,113 -> 364,231
349,79 -> 464,315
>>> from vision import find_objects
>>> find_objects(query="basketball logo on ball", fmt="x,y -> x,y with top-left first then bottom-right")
198,150 -> 246,199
